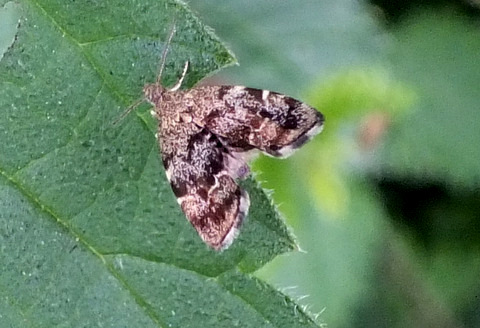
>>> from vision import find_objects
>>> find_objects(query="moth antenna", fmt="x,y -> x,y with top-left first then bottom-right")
169,61 -> 189,92
112,97 -> 145,125
113,21 -> 178,125
156,20 -> 177,85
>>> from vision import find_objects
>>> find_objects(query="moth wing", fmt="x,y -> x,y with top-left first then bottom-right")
204,86 -> 324,158
163,128 -> 249,250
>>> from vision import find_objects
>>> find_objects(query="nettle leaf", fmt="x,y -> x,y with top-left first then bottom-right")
0,1 -> 317,326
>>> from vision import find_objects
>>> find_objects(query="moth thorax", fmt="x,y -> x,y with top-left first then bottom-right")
143,84 -> 164,105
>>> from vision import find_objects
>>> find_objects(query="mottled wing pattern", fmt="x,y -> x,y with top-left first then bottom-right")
201,86 -> 324,158
145,81 -> 323,250
160,124 -> 249,250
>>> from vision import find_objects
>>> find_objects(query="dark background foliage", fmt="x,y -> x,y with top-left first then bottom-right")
189,0 -> 480,327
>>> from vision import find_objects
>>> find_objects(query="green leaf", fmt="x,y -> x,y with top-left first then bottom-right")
377,12 -> 480,188
0,0 -> 318,326
189,0 -> 385,94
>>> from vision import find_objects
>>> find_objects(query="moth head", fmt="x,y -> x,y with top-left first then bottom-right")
143,84 -> 165,105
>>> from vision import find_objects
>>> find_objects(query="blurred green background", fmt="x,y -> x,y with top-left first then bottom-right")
189,1 -> 480,327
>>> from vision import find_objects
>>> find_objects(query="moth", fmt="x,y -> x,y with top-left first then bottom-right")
134,25 -> 324,250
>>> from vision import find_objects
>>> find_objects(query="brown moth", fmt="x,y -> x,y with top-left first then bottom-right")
139,25 -> 324,250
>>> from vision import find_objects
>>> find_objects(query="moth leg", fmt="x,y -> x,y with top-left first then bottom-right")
223,150 -> 252,180
112,97 -> 145,125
